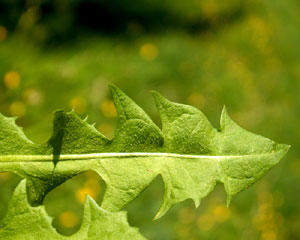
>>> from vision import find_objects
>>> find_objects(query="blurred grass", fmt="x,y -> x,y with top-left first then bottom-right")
0,0 -> 300,239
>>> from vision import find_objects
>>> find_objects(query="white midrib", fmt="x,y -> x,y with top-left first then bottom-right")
0,152 -> 276,162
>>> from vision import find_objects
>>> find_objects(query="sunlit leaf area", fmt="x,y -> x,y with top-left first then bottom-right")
0,0 -> 299,239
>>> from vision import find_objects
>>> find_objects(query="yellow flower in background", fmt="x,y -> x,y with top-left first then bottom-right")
84,179 -> 101,196
18,6 -> 40,30
0,172 -> 12,180
59,211 -> 78,228
175,226 -> 190,240
188,93 -> 206,109
76,187 -> 97,204
84,171 -> 98,179
252,191 -> 282,240
201,0 -> 218,20
0,26 -> 7,42
178,207 -> 196,225
10,101 -> 26,117
23,89 -> 43,105
70,97 -> 87,114
140,43 -> 158,61
100,100 -> 117,118
197,213 -> 215,231
4,71 -> 21,89
261,231 -> 277,240
273,192 -> 285,209
212,204 -> 230,222
97,123 -> 114,139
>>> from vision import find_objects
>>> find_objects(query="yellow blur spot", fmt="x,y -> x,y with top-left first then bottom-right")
59,211 -> 78,228
175,226 -> 190,239
4,71 -> 21,89
84,179 -> 101,195
213,205 -> 230,222
23,89 -> 43,105
178,207 -> 196,225
76,187 -> 97,204
0,172 -> 12,180
273,192 -> 285,208
97,123 -> 114,139
197,213 -> 215,231
84,170 -> 99,179
0,26 -> 7,42
70,97 -> 87,115
10,101 -> 26,117
188,93 -> 206,109
247,16 -> 272,55
201,1 -> 218,20
100,100 -> 117,118
140,43 -> 158,61
261,230 -> 277,240
253,190 -> 279,239
18,6 -> 40,30
258,191 -> 273,204
178,61 -> 195,75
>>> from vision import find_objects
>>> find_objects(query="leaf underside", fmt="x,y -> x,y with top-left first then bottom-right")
0,179 -> 145,240
0,84 -> 289,239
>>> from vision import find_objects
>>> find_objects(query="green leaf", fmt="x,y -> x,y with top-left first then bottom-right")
0,180 -> 145,240
0,85 -> 289,238
0,113 -> 44,155
75,195 -> 145,240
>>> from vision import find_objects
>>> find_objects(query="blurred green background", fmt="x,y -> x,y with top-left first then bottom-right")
0,0 -> 299,239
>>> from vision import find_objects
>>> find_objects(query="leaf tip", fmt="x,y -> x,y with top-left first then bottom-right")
220,105 -> 229,126
154,201 -> 172,220
220,105 -> 236,132
222,105 -> 228,114
52,109 -> 66,120
153,208 -> 164,220
226,194 -> 232,207
108,82 -> 121,94
276,143 -> 290,158
150,90 -> 164,101
153,212 -> 161,221
151,91 -> 170,112
108,83 -> 126,116
284,144 -> 291,152
85,194 -> 93,205
194,198 -> 200,208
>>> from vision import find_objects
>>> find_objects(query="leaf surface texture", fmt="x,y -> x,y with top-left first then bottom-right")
0,85 -> 289,239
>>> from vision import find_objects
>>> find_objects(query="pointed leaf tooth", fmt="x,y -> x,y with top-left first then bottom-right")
154,202 -> 172,220
109,84 -> 156,125
226,193 -> 232,207
151,91 -> 171,119
76,194 -> 146,240
152,91 -> 218,154
109,84 -> 163,152
151,91 -> 192,125
48,110 -> 110,155
0,112 -> 40,155
220,105 -> 228,131
219,106 -> 280,155
194,198 -> 200,208
26,172 -> 78,206
154,192 -> 200,220
0,180 -> 61,239
6,179 -> 28,211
